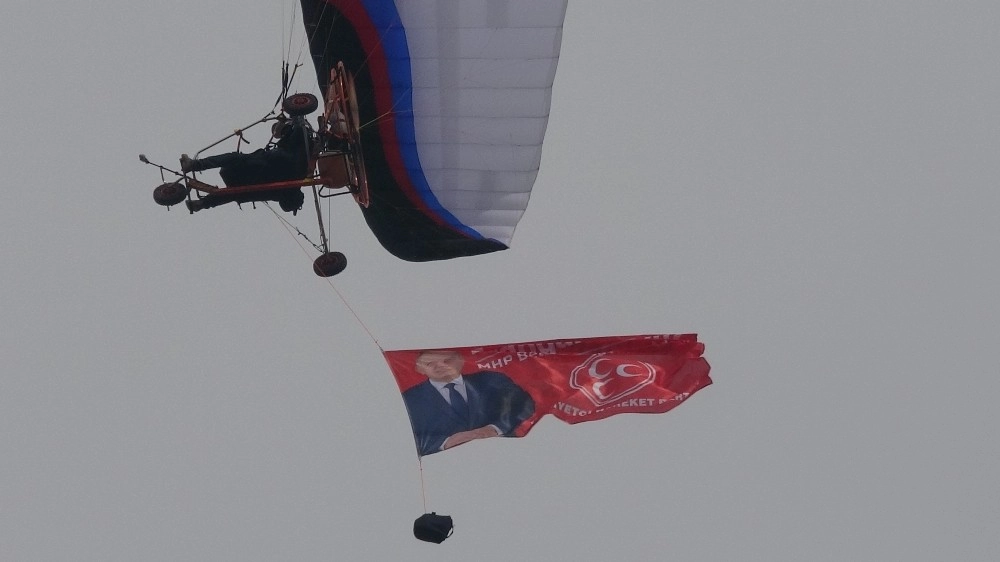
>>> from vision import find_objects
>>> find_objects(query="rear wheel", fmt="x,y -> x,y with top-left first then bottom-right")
313,251 -> 347,277
153,181 -> 189,206
283,93 -> 319,116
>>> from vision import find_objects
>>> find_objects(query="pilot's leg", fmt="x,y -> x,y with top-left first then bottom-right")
181,151 -> 254,173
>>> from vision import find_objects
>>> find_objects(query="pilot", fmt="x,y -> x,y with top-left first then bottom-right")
180,117 -> 313,213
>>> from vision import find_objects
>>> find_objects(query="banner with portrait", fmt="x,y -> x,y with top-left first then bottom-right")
384,334 -> 711,456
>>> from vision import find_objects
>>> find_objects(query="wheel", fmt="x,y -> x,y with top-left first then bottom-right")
282,93 -> 319,116
313,251 -> 347,277
153,181 -> 189,206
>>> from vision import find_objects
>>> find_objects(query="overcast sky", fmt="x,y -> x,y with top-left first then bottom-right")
3,1 -> 999,560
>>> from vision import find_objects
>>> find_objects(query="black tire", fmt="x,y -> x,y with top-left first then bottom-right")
313,251 -> 347,277
282,93 -> 319,116
153,181 -> 189,206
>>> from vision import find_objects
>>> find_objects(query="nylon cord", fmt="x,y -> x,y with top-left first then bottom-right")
279,5 -> 438,515
268,206 -> 438,514
418,457 -> 428,513
267,204 -> 383,352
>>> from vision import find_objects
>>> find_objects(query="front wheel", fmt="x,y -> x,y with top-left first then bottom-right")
153,181 -> 189,206
313,251 -> 347,277
282,93 -> 319,116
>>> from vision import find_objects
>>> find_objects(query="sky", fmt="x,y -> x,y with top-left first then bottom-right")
3,1 -> 999,560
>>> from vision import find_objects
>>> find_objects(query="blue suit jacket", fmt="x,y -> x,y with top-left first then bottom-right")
402,371 -> 535,456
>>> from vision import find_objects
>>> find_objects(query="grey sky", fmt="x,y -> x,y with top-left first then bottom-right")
3,1 -> 998,560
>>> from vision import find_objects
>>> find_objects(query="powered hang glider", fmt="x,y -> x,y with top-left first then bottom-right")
141,0 -> 569,276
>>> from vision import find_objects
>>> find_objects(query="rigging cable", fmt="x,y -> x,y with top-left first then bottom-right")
265,202 -> 382,352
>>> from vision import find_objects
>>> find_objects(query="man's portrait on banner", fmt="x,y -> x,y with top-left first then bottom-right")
401,350 -> 535,456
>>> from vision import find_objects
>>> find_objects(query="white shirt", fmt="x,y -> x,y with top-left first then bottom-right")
430,377 -> 467,405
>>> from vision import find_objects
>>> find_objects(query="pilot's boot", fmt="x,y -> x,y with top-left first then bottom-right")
278,190 -> 305,213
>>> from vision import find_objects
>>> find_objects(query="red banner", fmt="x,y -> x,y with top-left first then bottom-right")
384,334 -> 711,456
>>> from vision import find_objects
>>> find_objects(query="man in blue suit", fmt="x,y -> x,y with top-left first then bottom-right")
402,350 -> 535,456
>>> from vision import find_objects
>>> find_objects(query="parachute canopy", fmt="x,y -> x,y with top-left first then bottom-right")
300,0 -> 568,261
